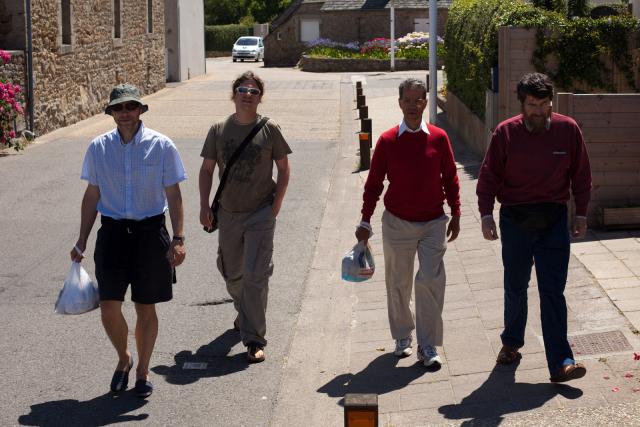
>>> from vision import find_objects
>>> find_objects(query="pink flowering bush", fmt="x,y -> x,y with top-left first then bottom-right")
0,49 -> 25,151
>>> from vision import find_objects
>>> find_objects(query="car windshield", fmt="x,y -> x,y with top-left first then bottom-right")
236,38 -> 258,46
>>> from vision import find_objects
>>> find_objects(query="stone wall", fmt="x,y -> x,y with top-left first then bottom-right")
299,55 -> 444,72
265,5 -> 448,67
31,0 -> 165,136
0,50 -> 26,88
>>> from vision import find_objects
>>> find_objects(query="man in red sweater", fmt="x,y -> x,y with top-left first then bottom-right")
476,72 -> 592,382
356,78 -> 461,368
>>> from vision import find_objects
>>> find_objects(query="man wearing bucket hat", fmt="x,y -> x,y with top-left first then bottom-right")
70,83 -> 187,398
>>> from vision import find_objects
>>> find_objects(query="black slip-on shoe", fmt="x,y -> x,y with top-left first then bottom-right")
110,358 -> 134,393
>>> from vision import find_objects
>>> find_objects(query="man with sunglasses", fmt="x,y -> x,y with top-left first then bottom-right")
199,71 -> 291,363
70,83 -> 187,397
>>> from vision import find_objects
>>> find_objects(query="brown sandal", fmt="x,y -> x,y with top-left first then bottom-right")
496,345 -> 522,365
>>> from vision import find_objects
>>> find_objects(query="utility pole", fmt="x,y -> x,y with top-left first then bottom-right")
390,0 -> 395,71
428,0 -> 437,123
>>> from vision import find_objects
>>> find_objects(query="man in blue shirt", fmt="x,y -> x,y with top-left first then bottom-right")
70,84 -> 187,398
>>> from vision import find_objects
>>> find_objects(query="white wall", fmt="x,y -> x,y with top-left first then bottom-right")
164,0 -> 205,82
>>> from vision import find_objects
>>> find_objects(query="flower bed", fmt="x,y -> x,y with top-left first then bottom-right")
0,49 -> 25,151
301,33 -> 445,72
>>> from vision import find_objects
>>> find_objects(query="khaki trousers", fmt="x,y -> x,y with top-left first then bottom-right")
217,204 -> 275,347
382,210 -> 448,347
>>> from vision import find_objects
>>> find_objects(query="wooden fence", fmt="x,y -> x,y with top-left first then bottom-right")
555,93 -> 640,226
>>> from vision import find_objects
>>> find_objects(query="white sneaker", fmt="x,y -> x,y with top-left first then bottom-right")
394,336 -> 413,357
418,345 -> 442,368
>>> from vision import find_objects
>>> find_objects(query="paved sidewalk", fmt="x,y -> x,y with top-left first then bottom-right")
274,72 -> 640,426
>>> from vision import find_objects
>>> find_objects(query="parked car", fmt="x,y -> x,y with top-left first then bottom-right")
232,36 -> 264,62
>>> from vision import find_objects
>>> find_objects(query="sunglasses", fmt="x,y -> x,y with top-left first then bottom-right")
235,86 -> 261,96
111,102 -> 141,112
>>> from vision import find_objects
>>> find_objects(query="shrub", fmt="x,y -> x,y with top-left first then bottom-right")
396,32 -> 445,60
444,0 -> 639,118
0,50 -> 24,151
205,24 -> 253,52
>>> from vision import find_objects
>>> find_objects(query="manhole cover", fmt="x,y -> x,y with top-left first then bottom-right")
568,330 -> 632,356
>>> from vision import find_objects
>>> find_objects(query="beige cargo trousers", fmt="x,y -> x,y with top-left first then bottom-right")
217,204 -> 275,347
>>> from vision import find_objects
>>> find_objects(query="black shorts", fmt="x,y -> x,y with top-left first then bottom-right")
94,214 -> 175,304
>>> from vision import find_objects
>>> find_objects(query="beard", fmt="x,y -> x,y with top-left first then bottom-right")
523,111 -> 550,133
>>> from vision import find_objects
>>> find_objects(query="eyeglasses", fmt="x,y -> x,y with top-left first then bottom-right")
111,102 -> 141,112
235,86 -> 261,96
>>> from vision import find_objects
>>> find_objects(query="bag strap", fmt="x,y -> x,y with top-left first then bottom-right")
211,116 -> 269,209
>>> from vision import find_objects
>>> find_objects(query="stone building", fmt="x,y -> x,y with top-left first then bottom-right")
0,0 -> 166,137
264,0 -> 452,67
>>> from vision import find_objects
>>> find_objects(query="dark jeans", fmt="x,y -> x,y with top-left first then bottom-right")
499,205 -> 575,374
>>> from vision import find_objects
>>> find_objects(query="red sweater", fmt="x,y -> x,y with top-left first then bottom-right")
476,113 -> 592,217
361,124 -> 461,223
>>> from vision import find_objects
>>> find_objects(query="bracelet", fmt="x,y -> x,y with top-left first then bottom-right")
172,235 -> 185,243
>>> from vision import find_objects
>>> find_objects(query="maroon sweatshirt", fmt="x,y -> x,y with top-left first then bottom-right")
476,113 -> 592,217
361,123 -> 461,223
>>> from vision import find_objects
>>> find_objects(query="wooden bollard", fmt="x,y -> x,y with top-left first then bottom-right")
344,393 -> 378,427
358,133 -> 371,171
358,106 -> 368,120
356,81 -> 362,89
356,94 -> 366,108
356,86 -> 363,98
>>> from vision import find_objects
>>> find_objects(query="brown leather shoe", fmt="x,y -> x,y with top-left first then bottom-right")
247,343 -> 265,363
549,363 -> 586,382
496,345 -> 522,365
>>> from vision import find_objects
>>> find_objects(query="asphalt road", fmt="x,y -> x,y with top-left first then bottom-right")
0,58 -> 342,427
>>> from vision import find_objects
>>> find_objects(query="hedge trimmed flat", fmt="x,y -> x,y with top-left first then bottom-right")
496,345 -> 522,365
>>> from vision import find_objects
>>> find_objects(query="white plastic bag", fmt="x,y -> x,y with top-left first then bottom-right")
341,241 -> 375,282
54,262 -> 99,315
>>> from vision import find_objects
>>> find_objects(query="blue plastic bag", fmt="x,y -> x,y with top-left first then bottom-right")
341,241 -> 375,282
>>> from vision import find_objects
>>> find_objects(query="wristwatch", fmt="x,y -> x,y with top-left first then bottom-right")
172,235 -> 185,243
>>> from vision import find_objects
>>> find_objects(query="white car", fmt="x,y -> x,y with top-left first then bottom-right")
232,36 -> 264,62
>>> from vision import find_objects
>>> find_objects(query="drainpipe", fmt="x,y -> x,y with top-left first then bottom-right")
25,0 -> 34,133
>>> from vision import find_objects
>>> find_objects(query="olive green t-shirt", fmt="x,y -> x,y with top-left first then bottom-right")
200,115 -> 292,213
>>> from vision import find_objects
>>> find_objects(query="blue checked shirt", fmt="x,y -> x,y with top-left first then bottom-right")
81,122 -> 187,220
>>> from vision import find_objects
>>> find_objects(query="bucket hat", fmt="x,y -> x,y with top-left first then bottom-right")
105,83 -> 149,115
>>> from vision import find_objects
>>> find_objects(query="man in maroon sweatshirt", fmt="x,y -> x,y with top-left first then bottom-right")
356,78 -> 461,368
476,72 -> 592,382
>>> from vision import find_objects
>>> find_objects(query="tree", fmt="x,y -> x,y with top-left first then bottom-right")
204,0 -> 248,25
246,0 -> 293,23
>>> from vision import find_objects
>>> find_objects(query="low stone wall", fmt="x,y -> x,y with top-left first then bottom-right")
300,55 -> 444,73
445,91 -> 488,158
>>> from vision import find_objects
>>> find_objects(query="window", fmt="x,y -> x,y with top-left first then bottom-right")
300,19 -> 320,42
147,0 -> 153,33
114,0 -> 122,39
60,0 -> 71,45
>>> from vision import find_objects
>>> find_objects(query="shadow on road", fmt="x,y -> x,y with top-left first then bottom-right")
317,353 -> 439,405
438,362 -> 583,426
18,392 -> 148,426
152,328 -> 248,385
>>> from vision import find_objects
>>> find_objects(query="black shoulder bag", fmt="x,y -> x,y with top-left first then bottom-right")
204,117 -> 269,233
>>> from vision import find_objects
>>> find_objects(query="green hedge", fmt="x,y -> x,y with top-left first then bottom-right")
444,0 -> 640,119
205,24 -> 253,52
